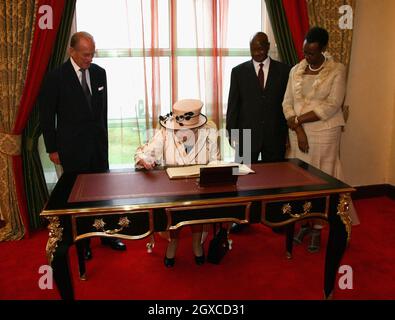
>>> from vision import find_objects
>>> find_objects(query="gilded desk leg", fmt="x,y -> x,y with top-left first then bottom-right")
285,223 -> 295,259
337,193 -> 352,243
324,290 -> 333,300
323,193 -> 351,299
45,216 -> 74,300
45,216 -> 63,264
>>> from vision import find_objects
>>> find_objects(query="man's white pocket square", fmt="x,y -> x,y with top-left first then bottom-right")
98,86 -> 104,91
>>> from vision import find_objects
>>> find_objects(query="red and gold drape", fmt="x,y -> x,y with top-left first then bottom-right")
307,0 -> 355,72
0,0 -> 65,241
282,0 -> 310,61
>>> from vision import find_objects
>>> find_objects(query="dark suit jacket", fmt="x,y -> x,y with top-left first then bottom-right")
226,58 -> 291,162
39,59 -> 109,173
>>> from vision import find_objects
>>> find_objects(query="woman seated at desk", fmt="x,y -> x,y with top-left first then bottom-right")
135,99 -> 220,267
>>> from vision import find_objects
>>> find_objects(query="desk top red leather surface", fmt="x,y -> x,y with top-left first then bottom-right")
68,162 -> 326,203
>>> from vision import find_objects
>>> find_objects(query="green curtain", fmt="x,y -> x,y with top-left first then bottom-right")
21,0 -> 76,229
265,0 -> 299,66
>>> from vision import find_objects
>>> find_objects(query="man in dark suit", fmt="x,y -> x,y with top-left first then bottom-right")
226,32 -> 291,164
39,31 -> 126,259
226,32 -> 291,233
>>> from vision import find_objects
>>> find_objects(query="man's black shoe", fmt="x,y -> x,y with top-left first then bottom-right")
101,238 -> 127,251
84,247 -> 92,260
230,223 -> 245,233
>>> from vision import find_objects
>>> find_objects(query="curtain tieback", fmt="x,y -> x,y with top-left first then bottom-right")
0,132 -> 22,156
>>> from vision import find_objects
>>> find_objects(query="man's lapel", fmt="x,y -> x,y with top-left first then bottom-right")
247,60 -> 262,92
89,66 -> 97,108
264,58 -> 277,93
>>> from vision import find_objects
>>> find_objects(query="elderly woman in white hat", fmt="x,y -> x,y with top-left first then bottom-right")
135,99 -> 220,267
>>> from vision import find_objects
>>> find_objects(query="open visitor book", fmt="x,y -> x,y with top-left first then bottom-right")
166,161 -> 255,180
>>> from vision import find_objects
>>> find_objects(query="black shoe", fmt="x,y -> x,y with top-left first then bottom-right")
164,256 -> 175,268
230,223 -> 244,233
307,229 -> 321,253
294,225 -> 312,245
195,254 -> 205,265
84,247 -> 92,261
101,238 -> 127,251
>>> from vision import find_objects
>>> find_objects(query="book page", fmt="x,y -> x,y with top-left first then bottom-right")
207,161 -> 255,175
166,165 -> 204,179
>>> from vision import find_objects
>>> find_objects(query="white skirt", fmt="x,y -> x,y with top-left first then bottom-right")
287,126 -> 360,225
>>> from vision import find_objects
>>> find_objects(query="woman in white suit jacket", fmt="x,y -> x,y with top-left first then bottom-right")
135,99 -> 220,267
282,27 -> 359,253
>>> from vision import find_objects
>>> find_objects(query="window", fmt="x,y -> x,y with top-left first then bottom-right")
61,0 -> 276,171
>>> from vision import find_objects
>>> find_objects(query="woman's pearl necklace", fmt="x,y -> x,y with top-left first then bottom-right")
308,56 -> 326,72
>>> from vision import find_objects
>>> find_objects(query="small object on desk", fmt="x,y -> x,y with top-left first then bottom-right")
165,161 -> 254,180
199,165 -> 238,187
206,160 -> 255,175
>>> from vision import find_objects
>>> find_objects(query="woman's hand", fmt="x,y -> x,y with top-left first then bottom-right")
295,127 -> 309,153
136,159 -> 156,170
287,116 -> 299,130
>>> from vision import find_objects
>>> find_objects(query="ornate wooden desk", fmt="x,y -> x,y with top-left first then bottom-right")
40,159 -> 354,300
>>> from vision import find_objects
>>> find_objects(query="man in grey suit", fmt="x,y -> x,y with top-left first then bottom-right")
226,32 -> 291,163
39,31 -> 126,259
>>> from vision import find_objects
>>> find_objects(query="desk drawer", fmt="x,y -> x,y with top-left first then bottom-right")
261,196 -> 329,227
165,202 -> 256,230
72,210 -> 154,241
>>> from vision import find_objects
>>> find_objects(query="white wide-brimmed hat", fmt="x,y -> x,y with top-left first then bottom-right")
159,99 -> 207,130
